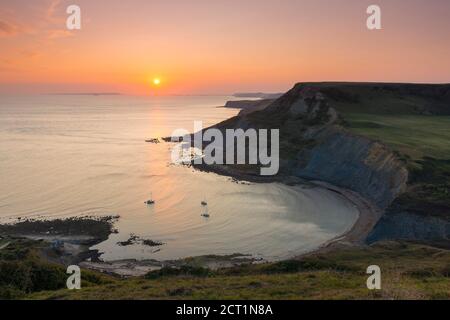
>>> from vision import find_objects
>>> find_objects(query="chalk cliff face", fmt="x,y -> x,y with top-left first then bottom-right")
254,83 -> 409,209
367,212 -> 450,244
211,82 -> 450,244
292,127 -> 408,209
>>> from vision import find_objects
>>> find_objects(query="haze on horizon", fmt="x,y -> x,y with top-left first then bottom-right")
1,0 -> 450,95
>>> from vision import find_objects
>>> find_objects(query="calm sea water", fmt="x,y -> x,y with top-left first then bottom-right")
0,95 -> 358,261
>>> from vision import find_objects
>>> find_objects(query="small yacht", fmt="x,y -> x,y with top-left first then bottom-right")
145,193 -> 155,205
201,205 -> 210,218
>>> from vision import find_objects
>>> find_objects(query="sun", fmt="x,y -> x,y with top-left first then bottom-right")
153,78 -> 161,86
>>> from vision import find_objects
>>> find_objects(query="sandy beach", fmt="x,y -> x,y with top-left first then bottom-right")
306,181 -> 383,253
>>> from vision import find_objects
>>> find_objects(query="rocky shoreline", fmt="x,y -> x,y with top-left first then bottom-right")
0,216 -> 119,266
0,214 -> 262,277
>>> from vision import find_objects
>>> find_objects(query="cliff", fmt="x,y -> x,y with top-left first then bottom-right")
218,83 -> 409,208
224,99 -> 274,116
292,127 -> 408,209
233,92 -> 283,99
211,82 -> 450,245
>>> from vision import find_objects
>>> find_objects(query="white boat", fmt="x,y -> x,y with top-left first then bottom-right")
201,205 -> 210,218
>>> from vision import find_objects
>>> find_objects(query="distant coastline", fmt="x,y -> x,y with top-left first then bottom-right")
233,92 -> 283,99
47,92 -> 122,96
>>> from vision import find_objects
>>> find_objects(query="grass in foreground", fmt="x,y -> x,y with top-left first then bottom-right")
25,241 -> 449,300
0,238 -> 112,299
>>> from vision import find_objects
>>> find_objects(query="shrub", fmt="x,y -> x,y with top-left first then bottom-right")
261,258 -> 356,274
145,266 -> 210,279
0,260 -> 67,296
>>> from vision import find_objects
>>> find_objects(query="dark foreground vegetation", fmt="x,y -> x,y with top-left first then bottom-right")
0,238 -> 112,299
0,239 -> 445,300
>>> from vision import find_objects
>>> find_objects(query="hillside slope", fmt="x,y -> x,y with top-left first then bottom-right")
211,82 -> 450,245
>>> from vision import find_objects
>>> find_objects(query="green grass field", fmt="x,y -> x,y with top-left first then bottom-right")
343,113 -> 450,220
343,114 -> 450,160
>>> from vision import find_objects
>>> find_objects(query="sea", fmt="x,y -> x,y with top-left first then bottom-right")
0,94 -> 358,261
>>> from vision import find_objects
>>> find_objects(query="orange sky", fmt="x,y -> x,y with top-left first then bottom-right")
1,0 -> 450,95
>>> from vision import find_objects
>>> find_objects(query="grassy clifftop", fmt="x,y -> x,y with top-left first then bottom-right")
298,82 -> 450,115
311,83 -> 450,242
25,240 -> 449,300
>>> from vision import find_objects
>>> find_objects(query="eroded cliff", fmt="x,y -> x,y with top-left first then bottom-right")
211,82 -> 450,244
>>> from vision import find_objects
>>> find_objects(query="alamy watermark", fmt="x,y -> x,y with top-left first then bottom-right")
170,121 -> 280,176
65,4 -> 381,32
366,265 -> 381,290
66,5 -> 81,30
66,265 -> 81,290
367,5 -> 382,30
